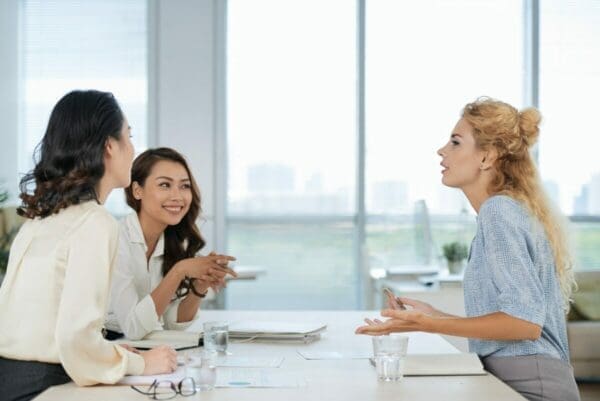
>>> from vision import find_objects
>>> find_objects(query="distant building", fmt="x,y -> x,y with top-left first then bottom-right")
247,163 -> 295,193
589,173 -> 600,215
573,184 -> 589,215
371,181 -> 408,213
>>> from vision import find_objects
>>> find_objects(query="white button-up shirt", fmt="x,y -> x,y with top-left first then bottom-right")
106,212 -> 194,340
0,202 -> 144,385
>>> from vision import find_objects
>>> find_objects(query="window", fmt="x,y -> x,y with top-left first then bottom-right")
540,0 -> 600,269
21,0 -> 148,215
226,0 -> 358,309
365,0 -> 523,267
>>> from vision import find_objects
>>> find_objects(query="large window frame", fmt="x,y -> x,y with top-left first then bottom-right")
216,0 -> 597,309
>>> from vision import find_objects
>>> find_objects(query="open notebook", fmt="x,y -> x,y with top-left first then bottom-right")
115,330 -> 203,351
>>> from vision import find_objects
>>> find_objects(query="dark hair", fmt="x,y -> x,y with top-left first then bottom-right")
18,90 -> 125,219
125,148 -> 205,297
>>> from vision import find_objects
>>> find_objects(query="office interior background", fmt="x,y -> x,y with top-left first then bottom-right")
0,0 -> 599,311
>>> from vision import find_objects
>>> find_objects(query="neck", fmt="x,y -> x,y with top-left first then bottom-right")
138,210 -> 168,254
95,177 -> 113,204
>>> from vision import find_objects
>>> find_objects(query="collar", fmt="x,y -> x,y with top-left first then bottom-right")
124,212 -> 165,258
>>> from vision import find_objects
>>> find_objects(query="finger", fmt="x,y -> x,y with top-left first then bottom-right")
364,318 -> 376,326
380,308 -> 407,319
374,319 -> 383,324
210,263 -> 238,277
210,254 -> 236,262
355,324 -> 391,335
398,297 -> 420,307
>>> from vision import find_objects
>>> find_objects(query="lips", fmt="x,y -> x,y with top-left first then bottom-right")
440,162 -> 448,174
163,205 -> 184,213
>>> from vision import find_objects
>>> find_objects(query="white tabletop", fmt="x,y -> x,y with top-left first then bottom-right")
35,311 -> 525,401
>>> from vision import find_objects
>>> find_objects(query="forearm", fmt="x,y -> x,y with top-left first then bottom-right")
150,267 -> 184,318
177,291 -> 203,322
428,312 -> 542,341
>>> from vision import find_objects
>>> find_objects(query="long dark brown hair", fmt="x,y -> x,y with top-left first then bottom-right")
125,148 -> 205,297
18,90 -> 125,219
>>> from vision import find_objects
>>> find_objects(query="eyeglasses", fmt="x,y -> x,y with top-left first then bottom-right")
131,378 -> 196,400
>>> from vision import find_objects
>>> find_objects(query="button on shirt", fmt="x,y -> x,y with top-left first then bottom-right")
106,213 -> 194,340
463,195 -> 570,362
0,202 -> 144,385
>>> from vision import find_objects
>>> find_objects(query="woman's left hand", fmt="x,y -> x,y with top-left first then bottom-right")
355,309 -> 434,335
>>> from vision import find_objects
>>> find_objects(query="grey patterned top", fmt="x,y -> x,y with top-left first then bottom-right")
463,195 -> 569,362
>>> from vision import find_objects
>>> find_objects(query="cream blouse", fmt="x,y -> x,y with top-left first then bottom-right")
0,201 -> 144,385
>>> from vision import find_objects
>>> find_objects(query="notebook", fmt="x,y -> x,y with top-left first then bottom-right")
115,330 -> 203,351
370,353 -> 486,376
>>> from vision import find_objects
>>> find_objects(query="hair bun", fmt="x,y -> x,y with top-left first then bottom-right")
518,107 -> 541,147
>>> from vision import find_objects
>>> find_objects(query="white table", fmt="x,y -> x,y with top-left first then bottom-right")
35,311 -> 525,401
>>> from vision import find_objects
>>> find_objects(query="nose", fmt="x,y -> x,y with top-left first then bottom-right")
170,186 -> 183,200
437,145 -> 445,157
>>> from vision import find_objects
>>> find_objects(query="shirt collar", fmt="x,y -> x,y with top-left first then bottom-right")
125,212 -> 165,258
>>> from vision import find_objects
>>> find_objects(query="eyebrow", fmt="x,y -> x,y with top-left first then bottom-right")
451,133 -> 462,138
155,176 -> 191,182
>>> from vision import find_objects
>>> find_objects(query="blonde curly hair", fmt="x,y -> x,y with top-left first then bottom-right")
462,97 -> 576,310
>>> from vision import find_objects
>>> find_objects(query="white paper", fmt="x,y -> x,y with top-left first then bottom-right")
297,350 -> 371,360
216,368 -> 306,388
118,367 -> 185,386
216,356 -> 285,368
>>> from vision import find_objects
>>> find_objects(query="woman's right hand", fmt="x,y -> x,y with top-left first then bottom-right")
393,297 -> 445,317
141,345 -> 178,375
175,254 -> 237,284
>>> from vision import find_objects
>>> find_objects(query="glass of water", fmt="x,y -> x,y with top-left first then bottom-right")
203,321 -> 229,353
372,334 -> 409,382
185,349 -> 217,391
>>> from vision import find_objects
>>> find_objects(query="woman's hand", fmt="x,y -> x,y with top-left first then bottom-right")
174,253 -> 237,287
395,297 -> 445,317
355,309 -> 435,336
141,345 -> 178,375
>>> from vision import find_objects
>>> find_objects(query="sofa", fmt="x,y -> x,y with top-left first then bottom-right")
568,270 -> 600,380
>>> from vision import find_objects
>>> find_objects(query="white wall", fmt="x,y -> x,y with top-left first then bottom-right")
0,0 -> 20,203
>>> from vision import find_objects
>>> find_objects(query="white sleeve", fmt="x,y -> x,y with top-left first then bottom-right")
109,228 -> 161,340
55,209 -> 144,386
163,297 -> 196,331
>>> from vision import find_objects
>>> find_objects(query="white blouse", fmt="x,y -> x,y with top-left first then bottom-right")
0,201 -> 144,385
105,212 -> 195,340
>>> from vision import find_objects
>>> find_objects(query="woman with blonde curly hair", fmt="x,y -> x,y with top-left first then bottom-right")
357,97 -> 579,401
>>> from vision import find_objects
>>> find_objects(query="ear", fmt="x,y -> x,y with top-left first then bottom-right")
104,136 -> 118,159
480,148 -> 498,171
131,181 -> 143,200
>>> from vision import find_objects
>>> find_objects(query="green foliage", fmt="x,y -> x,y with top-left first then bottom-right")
442,241 -> 468,263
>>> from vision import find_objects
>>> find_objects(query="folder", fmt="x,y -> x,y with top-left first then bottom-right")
228,321 -> 327,343
115,330 -> 203,350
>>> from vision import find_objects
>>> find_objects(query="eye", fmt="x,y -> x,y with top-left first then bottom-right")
451,140 -> 460,146
182,183 -> 192,190
159,182 -> 170,188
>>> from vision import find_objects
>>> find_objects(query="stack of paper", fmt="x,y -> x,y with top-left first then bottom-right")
228,321 -> 327,343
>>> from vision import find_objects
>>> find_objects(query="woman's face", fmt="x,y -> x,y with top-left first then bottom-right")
437,118 -> 487,190
133,160 -> 193,227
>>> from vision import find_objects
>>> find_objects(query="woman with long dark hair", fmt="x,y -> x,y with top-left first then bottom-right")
105,147 -> 236,340
0,90 -> 176,401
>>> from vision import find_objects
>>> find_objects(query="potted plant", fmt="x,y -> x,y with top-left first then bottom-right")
442,241 -> 468,275
0,187 -> 18,284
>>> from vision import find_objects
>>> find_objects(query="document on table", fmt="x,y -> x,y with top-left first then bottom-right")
216,356 -> 285,368
216,368 -> 306,388
297,350 -> 371,360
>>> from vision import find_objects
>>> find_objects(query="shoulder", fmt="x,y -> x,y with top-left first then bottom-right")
68,201 -> 118,238
479,195 -> 529,224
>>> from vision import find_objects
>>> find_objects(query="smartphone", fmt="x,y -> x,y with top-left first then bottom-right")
383,287 -> 405,310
